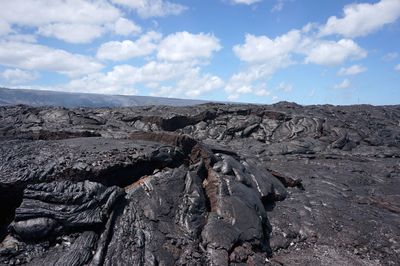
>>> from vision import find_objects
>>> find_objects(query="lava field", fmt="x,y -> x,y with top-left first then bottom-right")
0,102 -> 399,265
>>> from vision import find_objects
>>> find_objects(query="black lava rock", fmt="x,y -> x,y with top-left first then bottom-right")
0,103 -> 399,265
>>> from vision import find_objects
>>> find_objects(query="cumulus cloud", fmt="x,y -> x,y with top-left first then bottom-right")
98,31 -> 221,62
111,0 -> 187,18
157,32 -> 221,61
225,64 -> 277,100
97,31 -> 162,61
228,31 -> 300,99
305,39 -> 367,66
38,23 -> 104,44
0,0 -> 120,27
66,61 -> 223,97
65,64 -> 139,94
176,69 -> 224,98
233,32 -> 366,68
228,29 -> 366,99
112,18 -> 141,36
138,61 -> 193,81
230,0 -> 262,5
0,41 -> 103,77
0,68 -> 39,84
338,65 -> 367,76
151,68 -> 224,98
320,0 -> 400,38
0,0 -> 142,43
225,70 -> 256,99
233,30 -> 301,64
334,79 -> 351,89
66,62 -> 180,93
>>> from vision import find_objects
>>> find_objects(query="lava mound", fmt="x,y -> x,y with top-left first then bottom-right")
0,103 -> 399,265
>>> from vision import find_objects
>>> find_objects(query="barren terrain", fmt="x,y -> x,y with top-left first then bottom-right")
0,103 -> 399,265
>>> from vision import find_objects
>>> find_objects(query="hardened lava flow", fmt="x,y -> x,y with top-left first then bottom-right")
0,103 -> 399,265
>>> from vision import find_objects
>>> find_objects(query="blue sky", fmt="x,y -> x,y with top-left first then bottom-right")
0,0 -> 399,105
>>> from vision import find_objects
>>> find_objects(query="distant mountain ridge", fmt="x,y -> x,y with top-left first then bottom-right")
0,87 -> 208,107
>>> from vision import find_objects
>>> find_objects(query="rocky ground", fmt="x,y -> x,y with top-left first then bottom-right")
0,102 -> 399,265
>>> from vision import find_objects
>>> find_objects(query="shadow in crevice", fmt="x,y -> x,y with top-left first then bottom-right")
93,155 -> 185,188
0,186 -> 24,242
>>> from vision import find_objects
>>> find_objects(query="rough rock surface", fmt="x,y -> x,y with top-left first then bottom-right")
0,103 -> 399,265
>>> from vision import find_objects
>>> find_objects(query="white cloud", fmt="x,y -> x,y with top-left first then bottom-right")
305,39 -> 367,66
3,34 -> 37,43
225,70 -> 257,98
271,0 -> 284,12
66,62 -> 186,94
138,61 -> 191,81
98,30 -> 221,63
1,0 -> 120,25
320,0 -> 400,38
65,65 -> 139,94
38,23 -> 104,44
111,0 -> 187,18
334,78 -> 351,89
157,31 -> 221,61
233,30 -> 301,64
113,18 -> 141,36
225,80 -> 270,101
338,64 -> 367,76
382,52 -> 398,61
254,88 -> 270,97
228,31 -> 302,100
277,82 -> 293,92
0,68 -> 39,84
97,31 -> 162,61
0,41 -> 103,77
0,19 -> 11,36
230,0 -> 262,5
177,69 -> 224,98
229,22 -> 367,100
0,0 -> 120,27
395,64 -> 400,71
0,0 -> 141,43
66,61 -> 223,98
225,64 -> 276,99
151,68 -> 224,98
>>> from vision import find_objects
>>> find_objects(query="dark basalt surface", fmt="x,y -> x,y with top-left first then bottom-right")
0,103 -> 399,265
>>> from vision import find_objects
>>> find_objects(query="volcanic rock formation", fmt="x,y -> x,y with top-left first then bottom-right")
0,103 -> 399,265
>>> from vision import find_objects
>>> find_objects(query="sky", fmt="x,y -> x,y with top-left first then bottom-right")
0,0 -> 399,105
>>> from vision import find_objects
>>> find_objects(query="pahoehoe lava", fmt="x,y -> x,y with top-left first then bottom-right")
0,102 -> 399,265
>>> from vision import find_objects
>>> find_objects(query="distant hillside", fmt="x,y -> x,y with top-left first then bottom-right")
0,87 -> 208,108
